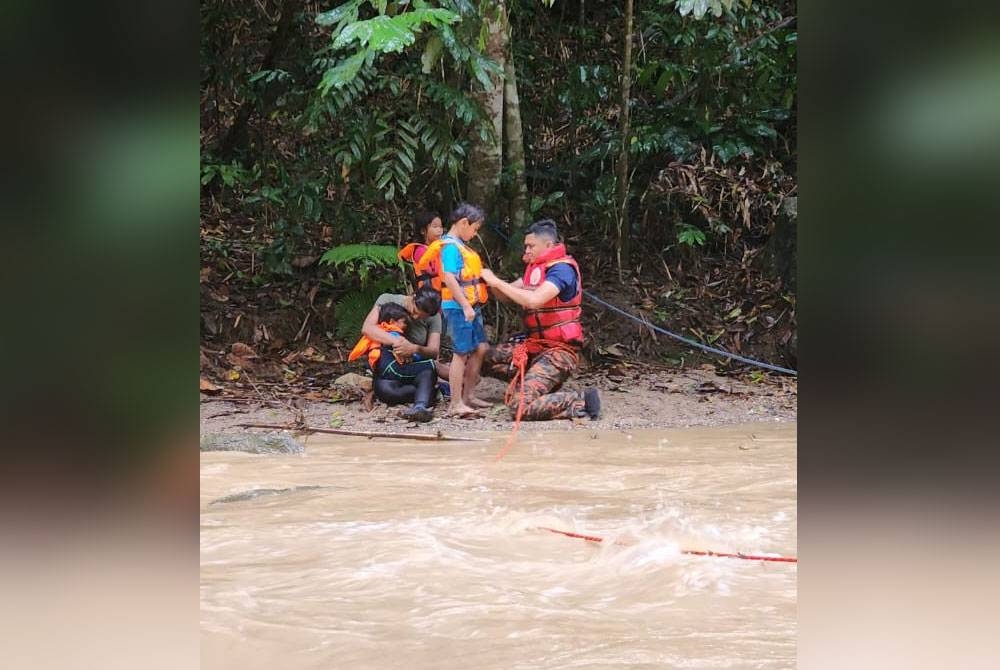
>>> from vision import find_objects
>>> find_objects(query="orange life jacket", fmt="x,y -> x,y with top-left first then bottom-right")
347,322 -> 405,369
398,242 -> 436,290
521,244 -> 583,344
412,236 -> 488,305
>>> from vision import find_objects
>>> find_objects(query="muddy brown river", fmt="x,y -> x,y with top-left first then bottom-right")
201,422 -> 796,669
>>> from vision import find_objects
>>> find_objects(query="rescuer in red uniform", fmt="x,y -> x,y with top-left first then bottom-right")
480,219 -> 601,421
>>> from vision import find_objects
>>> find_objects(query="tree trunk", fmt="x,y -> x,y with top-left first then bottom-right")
764,196 -> 797,292
615,0 -> 634,280
503,50 -> 529,238
466,0 -> 507,220
218,0 -> 299,159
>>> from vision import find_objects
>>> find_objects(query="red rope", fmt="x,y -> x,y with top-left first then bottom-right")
537,526 -> 797,563
494,338 -> 581,462
494,343 -> 528,462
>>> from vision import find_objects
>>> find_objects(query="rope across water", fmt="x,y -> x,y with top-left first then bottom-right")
584,292 -> 797,376
484,223 -> 797,376
538,526 -> 797,563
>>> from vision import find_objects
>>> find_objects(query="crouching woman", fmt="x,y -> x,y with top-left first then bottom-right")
352,287 -> 444,422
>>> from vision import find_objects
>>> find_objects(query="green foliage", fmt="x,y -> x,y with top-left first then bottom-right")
305,2 -> 492,213
630,125 -> 696,160
333,275 -> 402,340
201,0 -> 794,293
201,161 -> 250,188
316,1 -> 362,28
316,2 -> 461,94
636,0 -> 796,165
320,243 -> 403,284
372,116 -> 421,199
675,0 -> 736,20
529,191 -> 564,219
505,0 -> 794,255
201,154 -> 328,277
333,11 -> 460,52
676,222 -> 707,247
429,1 -> 506,92
319,51 -> 372,94
421,34 -> 444,73
248,68 -> 292,86
262,219 -> 306,275
423,79 -> 484,127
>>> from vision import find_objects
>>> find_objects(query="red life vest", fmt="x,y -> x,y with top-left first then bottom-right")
347,322 -> 405,369
521,244 -> 583,344
398,242 -> 436,290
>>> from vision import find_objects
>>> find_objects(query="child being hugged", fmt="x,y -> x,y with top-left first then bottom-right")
348,302 -> 411,368
348,302 -> 438,422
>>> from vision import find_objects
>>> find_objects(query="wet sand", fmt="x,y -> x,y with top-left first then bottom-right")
201,370 -> 796,436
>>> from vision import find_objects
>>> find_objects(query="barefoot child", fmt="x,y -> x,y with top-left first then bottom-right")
414,202 -> 490,418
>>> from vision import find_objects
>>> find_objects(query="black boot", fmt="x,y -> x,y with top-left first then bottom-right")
582,388 -> 601,420
401,403 -> 433,423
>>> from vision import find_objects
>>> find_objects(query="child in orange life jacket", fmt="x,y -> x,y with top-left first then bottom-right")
347,302 -> 414,371
397,210 -> 452,384
397,211 -> 444,290
414,202 -> 490,418
348,301 -> 439,421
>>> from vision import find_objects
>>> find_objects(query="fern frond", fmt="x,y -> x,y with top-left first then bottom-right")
321,243 -> 404,286
320,243 -> 401,268
334,276 -> 404,341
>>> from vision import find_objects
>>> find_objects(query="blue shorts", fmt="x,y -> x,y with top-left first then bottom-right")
443,307 -> 486,355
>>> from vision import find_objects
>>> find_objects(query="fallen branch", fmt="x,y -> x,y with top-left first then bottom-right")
237,422 -> 491,442
200,396 -> 286,407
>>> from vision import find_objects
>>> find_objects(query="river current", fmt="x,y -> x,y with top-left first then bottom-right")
201,422 -> 796,669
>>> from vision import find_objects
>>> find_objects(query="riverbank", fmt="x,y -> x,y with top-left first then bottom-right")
200,362 -> 796,436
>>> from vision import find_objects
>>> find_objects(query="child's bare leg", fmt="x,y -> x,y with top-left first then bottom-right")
448,353 -> 476,414
435,360 -> 450,381
463,342 -> 491,408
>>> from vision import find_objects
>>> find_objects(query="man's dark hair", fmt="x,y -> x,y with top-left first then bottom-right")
413,210 -> 440,240
412,286 -> 442,316
526,218 -> 559,242
378,301 -> 410,324
449,202 -> 485,226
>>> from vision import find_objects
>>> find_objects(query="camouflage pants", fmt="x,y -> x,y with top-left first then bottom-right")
483,344 -> 585,421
